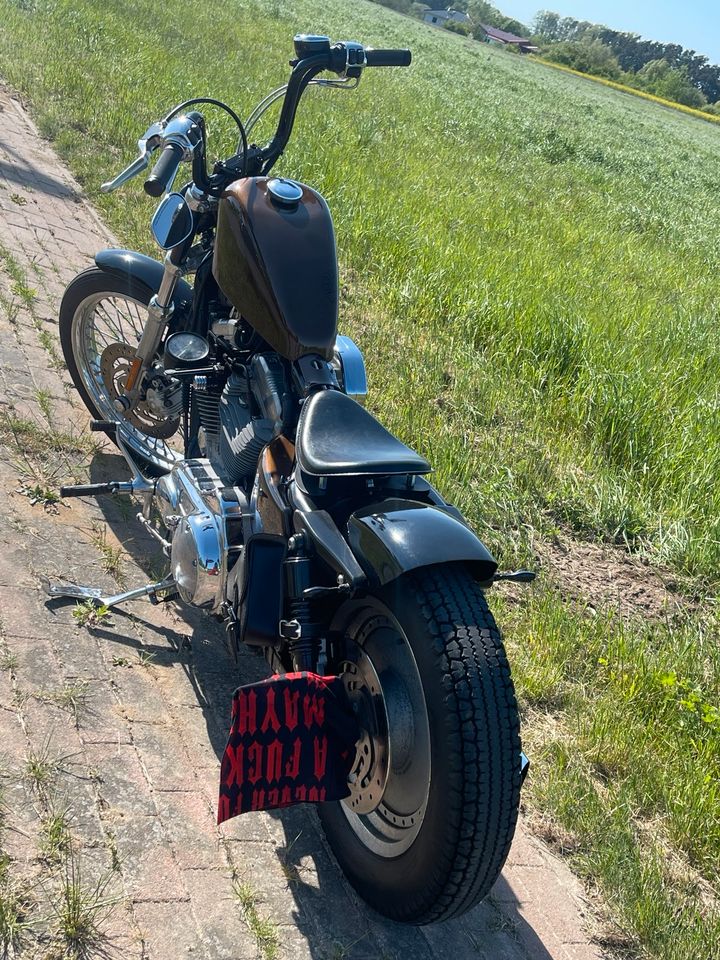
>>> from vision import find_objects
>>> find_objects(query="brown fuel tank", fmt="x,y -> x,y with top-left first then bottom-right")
213,177 -> 338,362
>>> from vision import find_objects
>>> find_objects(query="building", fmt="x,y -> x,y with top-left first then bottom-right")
479,24 -> 538,53
424,9 -> 472,28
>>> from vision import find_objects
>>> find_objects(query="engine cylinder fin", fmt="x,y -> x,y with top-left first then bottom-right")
221,418 -> 273,479
194,388 -> 221,435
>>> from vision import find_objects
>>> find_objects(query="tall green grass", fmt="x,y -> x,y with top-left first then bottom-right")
2,0 -> 720,580
1,1 -> 719,956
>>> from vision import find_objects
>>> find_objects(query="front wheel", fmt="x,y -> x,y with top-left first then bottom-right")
59,268 -> 183,475
319,565 -> 521,924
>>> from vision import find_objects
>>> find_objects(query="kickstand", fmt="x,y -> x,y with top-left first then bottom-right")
40,575 -> 177,610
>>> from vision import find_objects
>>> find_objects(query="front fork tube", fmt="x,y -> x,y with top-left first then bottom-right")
114,253 -> 181,413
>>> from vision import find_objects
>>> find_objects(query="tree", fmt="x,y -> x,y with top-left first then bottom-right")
635,59 -> 706,108
544,38 -> 622,80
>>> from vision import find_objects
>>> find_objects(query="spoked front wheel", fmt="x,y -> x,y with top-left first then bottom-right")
320,564 -> 522,924
59,268 -> 183,475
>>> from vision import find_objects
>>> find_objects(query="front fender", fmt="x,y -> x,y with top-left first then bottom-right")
95,249 -> 193,315
347,498 -> 497,587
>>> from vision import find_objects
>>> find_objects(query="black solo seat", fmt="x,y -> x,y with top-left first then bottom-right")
295,389 -> 431,477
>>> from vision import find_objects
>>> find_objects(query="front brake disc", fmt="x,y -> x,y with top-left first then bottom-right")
100,342 -> 179,440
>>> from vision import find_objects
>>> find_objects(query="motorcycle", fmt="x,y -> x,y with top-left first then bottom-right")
47,34 -> 531,924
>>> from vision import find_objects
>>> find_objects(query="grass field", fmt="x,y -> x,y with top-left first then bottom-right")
0,0 -> 719,956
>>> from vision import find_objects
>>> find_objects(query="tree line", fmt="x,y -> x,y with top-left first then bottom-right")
365,1 -> 720,113
533,10 -> 720,111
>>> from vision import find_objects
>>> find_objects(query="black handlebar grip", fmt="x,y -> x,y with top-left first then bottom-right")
365,49 -> 412,67
143,141 -> 185,197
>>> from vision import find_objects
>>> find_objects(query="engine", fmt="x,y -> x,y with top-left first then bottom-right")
155,459 -> 252,612
155,337 -> 367,611
194,352 -> 287,485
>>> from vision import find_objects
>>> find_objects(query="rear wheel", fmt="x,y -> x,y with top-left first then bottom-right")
59,268 -> 183,475
319,564 -> 521,924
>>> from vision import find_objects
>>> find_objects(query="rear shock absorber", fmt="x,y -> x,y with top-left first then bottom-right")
281,534 -> 322,672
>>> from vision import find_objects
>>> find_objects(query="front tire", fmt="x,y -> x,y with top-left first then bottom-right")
319,564 -> 521,924
59,268 -> 183,475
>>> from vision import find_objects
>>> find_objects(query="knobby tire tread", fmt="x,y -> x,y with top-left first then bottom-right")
320,563 -> 521,924
410,566 -> 520,922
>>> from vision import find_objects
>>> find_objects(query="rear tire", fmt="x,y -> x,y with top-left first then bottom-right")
319,564 -> 521,924
59,268 -> 183,476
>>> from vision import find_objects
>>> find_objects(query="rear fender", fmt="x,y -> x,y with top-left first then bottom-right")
347,498 -> 497,587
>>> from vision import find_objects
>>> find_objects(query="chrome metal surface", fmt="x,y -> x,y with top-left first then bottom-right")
101,153 -> 150,194
41,575 -> 176,609
145,378 -> 183,418
155,256 -> 183,310
71,290 -> 182,472
243,84 -> 290,142
267,178 -> 303,207
101,115 -> 199,194
338,606 -> 431,858
338,40 -> 367,78
242,76 -> 359,148
520,751 -> 530,786
333,335 -> 368,404
151,192 -> 194,249
136,512 -> 172,554
156,460 -> 253,611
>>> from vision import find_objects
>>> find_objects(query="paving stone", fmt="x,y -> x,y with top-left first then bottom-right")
83,742 -> 155,817
110,812 -> 186,902
132,899 -> 200,960
181,868 -> 257,959
129,721 -> 196,793
73,678 -> 132,744
153,789 -> 225,870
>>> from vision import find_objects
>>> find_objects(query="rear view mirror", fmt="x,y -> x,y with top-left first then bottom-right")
151,192 -> 193,249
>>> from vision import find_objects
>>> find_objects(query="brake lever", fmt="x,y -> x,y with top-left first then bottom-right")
100,153 -> 150,193
100,121 -> 166,194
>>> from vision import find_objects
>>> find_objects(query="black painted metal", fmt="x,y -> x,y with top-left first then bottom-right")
293,509 -> 367,588
347,499 -> 497,586
94,249 -> 193,312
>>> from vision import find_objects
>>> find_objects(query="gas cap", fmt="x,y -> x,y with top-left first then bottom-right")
267,178 -> 303,210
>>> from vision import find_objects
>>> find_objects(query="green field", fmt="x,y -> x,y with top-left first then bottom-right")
0,0 -> 718,956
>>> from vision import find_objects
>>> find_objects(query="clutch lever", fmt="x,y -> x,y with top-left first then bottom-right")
100,120 -> 166,193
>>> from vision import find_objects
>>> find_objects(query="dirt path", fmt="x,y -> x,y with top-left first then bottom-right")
0,87 -> 604,960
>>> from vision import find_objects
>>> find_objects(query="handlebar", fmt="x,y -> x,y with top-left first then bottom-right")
102,36 -> 411,196
144,141 -> 185,197
365,49 -> 412,67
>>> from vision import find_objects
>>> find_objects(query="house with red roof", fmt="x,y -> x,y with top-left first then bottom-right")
480,24 -> 538,53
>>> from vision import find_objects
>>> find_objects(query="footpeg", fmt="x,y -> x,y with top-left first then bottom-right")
41,575 -> 176,610
60,481 -> 133,498
90,419 -> 118,436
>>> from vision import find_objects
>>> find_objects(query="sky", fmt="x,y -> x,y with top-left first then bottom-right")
499,1 -> 720,65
